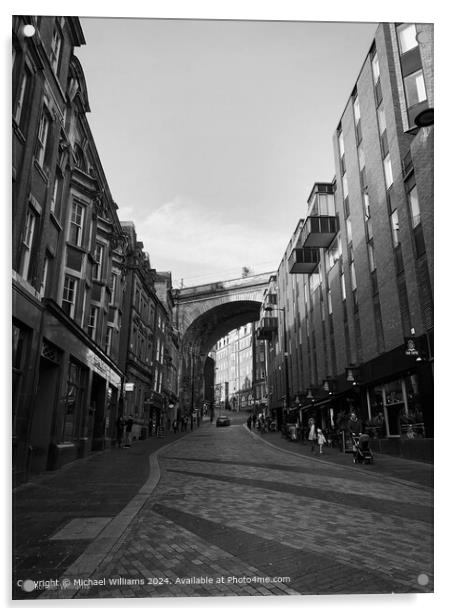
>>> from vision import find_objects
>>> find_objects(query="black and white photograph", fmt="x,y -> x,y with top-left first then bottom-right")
9,1 -> 440,609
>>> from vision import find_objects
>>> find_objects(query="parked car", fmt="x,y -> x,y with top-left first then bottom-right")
216,415 -> 231,427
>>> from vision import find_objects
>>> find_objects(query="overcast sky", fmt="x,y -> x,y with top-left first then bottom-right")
76,18 -> 377,288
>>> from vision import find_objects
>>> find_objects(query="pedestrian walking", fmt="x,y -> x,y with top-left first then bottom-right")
124,415 -> 134,447
252,414 -> 257,429
247,415 -> 252,430
308,417 -> 317,452
317,428 -> 327,454
116,415 -> 124,448
172,419 -> 178,434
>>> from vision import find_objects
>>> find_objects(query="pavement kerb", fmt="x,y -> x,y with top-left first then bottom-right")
38,433 -> 191,600
242,423 -> 432,491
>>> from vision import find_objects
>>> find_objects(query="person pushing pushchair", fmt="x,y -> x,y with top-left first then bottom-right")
352,432 -> 374,464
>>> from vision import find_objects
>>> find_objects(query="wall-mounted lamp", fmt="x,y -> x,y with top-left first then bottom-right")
346,367 -> 359,387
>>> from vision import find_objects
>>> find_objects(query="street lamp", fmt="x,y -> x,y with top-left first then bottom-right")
265,306 -> 290,419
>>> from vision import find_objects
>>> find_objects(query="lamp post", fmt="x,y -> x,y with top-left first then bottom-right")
190,345 -> 195,429
265,306 -> 290,423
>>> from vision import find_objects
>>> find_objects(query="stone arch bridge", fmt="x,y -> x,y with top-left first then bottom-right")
172,272 -> 274,413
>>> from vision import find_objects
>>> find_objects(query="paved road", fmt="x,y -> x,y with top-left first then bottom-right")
31,412 -> 433,599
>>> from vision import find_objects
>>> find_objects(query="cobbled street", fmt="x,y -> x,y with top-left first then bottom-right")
28,412 -> 434,600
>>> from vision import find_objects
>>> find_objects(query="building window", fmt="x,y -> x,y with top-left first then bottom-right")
50,168 -> 64,219
366,217 -> 373,241
346,217 -> 353,244
397,23 -> 418,54
328,235 -> 342,269
350,261 -> 357,291
338,131 -> 345,158
383,154 -> 394,189
363,191 -> 370,220
358,144 -> 365,171
371,52 -> 380,84
309,272 -> 321,294
110,272 -> 118,305
317,193 -> 336,216
87,305 -> 99,340
390,210 -> 400,247
50,174 -> 59,214
14,66 -> 31,129
340,273 -> 346,300
353,96 -> 361,125
40,255 -> 50,297
368,242 -> 376,272
327,289 -> 333,314
36,109 -> 51,169
377,106 -> 386,135
19,208 -> 37,280
69,201 -> 85,246
408,185 -> 421,228
404,69 -> 427,108
342,173 -> 349,199
62,274 -> 78,318
50,25 -> 62,74
93,243 -> 104,280
105,326 -> 113,355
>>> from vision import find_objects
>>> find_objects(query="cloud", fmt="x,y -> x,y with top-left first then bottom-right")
139,197 -> 287,285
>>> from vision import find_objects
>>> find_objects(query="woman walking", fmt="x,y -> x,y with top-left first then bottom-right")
308,417 -> 317,452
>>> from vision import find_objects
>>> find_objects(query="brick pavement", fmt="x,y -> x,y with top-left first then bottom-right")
12,428 -> 189,600
27,415 -> 434,600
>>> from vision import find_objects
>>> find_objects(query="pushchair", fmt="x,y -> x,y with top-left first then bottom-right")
351,433 -> 374,464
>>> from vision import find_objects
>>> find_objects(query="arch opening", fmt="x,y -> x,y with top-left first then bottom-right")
178,300 -> 262,415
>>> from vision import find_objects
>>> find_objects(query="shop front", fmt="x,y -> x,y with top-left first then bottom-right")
31,300 -> 123,471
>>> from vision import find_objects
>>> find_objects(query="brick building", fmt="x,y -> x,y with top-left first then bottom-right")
263,22 -> 433,454
154,271 -> 181,428
118,222 -> 158,440
12,17 -> 128,483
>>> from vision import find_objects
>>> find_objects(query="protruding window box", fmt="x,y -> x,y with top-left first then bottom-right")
265,293 -> 277,306
289,247 -> 320,274
256,317 -> 278,340
300,216 -> 338,248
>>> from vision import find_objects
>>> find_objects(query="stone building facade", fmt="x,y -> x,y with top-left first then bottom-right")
12,16 -> 128,483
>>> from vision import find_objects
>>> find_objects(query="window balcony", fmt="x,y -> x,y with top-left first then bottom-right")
299,215 -> 338,249
288,247 -> 320,274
